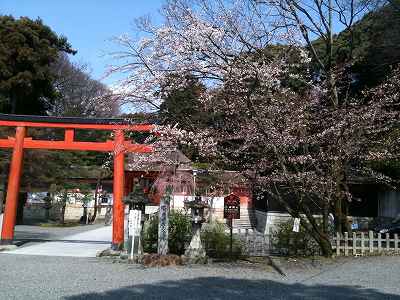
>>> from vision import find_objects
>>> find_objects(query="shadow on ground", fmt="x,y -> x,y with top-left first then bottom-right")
64,276 -> 400,300
14,230 -> 52,240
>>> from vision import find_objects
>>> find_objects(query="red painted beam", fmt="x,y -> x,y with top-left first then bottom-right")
1,126 -> 26,244
0,120 -> 154,132
0,137 -> 153,153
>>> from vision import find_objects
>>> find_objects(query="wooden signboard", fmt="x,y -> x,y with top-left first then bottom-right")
128,209 -> 142,237
224,193 -> 240,220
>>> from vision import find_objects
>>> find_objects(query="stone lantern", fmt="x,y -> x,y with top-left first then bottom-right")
124,184 -> 149,216
184,195 -> 208,259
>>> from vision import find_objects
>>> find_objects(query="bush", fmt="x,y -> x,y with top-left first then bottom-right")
169,210 -> 192,255
142,215 -> 159,254
272,219 -> 320,257
142,210 -> 192,255
201,222 -> 243,259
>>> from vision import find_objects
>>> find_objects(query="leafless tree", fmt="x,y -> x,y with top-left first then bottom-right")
51,53 -> 119,117
260,0 -> 379,106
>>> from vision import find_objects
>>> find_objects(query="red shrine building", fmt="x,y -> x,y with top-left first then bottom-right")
123,150 -> 255,229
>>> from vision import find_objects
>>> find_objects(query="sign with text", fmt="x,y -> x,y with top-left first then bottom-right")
293,218 -> 300,232
158,200 -> 170,255
224,193 -> 240,220
128,209 -> 142,237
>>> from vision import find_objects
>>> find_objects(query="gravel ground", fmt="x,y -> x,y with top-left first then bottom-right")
0,254 -> 399,299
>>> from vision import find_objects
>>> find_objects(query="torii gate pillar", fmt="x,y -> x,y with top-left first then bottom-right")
0,126 -> 26,244
0,113 -> 154,248
112,129 -> 125,250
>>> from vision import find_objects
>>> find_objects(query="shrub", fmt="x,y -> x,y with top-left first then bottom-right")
142,215 -> 159,254
201,222 -> 243,259
272,219 -> 320,256
168,210 -> 192,255
142,210 -> 192,255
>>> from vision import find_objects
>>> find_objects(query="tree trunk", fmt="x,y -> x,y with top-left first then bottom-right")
333,160 -> 352,233
0,159 -> 9,213
272,188 -> 333,257
323,200 -> 329,235
327,0 -> 339,107
92,177 -> 102,223
315,231 -> 333,257
334,195 -> 343,233
60,205 -> 66,224
301,204 -> 333,257
10,92 -> 17,114
0,184 -> 4,214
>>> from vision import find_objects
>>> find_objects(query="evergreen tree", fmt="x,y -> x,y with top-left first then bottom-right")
0,15 -> 75,115
158,74 -> 207,131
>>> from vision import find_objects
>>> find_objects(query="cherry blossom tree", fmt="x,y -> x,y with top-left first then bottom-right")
108,0 -> 298,111
109,0 -> 399,256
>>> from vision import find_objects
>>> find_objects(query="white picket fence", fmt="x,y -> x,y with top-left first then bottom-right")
332,231 -> 400,256
228,229 -> 400,257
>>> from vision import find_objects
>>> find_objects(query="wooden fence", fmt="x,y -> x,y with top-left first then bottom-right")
332,231 -> 400,256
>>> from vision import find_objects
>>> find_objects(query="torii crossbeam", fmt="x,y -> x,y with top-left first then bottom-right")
0,113 -> 154,250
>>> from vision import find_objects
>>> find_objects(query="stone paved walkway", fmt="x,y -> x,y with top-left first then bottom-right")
2,225 -> 111,257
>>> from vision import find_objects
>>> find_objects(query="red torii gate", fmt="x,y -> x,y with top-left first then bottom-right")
0,113 -> 154,250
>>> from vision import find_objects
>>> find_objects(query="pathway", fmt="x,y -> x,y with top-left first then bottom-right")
2,225 -> 111,257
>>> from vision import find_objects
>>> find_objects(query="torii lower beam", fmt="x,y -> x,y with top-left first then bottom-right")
0,114 -> 154,250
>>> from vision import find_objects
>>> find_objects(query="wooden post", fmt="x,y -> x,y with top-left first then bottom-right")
360,232 -> 365,255
344,232 -> 349,256
112,129 -> 125,250
263,233 -> 268,256
229,218 -> 233,259
361,232 -> 365,255
378,233 -> 382,253
0,126 -> 26,244
64,129 -> 74,143
386,233 -> 390,251
352,232 -> 356,256
369,231 -> 374,253
336,232 -> 340,256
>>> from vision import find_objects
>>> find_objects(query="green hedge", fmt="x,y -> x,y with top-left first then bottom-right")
142,210 -> 192,255
201,222 -> 243,259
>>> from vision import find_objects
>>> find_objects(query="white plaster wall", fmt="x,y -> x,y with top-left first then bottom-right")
170,195 -> 226,222
170,195 -> 225,209
24,203 -> 111,222
378,190 -> 400,218
255,210 -> 292,235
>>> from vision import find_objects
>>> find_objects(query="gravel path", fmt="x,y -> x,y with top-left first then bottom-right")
4,225 -> 111,257
14,223 -> 106,242
0,254 -> 399,299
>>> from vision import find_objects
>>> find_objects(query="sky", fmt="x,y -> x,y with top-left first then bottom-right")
0,0 -> 164,85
